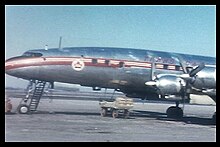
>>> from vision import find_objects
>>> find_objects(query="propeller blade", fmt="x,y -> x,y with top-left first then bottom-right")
150,57 -> 155,80
179,74 -> 191,80
50,82 -> 54,89
178,56 -> 188,74
145,57 -> 157,87
189,63 -> 205,77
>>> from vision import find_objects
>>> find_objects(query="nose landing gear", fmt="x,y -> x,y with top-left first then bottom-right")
17,104 -> 29,114
17,80 -> 46,114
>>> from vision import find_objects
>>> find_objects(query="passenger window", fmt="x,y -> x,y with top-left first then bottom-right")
163,64 -> 168,69
105,60 -> 110,65
92,59 -> 97,64
175,66 -> 180,71
119,61 -> 124,68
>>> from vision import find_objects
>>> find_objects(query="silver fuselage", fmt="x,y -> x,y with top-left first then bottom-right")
5,47 -> 216,98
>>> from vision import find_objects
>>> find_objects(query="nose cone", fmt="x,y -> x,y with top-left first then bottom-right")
5,56 -> 40,80
5,56 -> 24,77
5,58 -> 15,76
5,59 -> 26,79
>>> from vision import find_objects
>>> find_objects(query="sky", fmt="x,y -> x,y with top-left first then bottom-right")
5,5 -> 216,88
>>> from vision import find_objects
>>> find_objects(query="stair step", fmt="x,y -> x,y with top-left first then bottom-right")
28,80 -> 46,112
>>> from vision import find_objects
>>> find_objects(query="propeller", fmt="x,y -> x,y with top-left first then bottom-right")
145,57 -> 157,86
145,56 -> 206,95
189,62 -> 205,77
179,62 -> 205,81
150,57 -> 156,80
50,82 -> 54,89
178,57 -> 205,107
177,55 -> 205,79
178,56 -> 188,74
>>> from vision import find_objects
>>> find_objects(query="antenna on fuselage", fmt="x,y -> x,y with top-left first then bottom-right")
58,36 -> 62,51
45,45 -> 48,50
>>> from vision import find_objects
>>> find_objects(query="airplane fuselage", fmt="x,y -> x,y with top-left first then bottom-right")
5,47 -> 216,99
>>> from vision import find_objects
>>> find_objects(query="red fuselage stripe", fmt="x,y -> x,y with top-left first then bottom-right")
5,57 -> 181,71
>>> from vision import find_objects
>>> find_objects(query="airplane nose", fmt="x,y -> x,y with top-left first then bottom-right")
5,56 -> 40,80
5,56 -> 22,76
5,59 -> 13,76
5,60 -> 25,79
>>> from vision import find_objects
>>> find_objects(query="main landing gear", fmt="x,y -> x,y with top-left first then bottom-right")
166,101 -> 183,119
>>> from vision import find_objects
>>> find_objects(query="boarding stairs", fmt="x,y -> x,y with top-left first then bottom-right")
29,80 -> 46,112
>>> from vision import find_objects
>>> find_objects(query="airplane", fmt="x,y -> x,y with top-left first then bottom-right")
5,40 -> 216,122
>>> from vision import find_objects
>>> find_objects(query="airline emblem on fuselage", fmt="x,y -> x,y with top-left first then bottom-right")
71,59 -> 85,71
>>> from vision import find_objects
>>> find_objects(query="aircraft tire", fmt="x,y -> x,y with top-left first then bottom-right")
124,109 -> 130,119
17,104 -> 29,114
112,109 -> 119,118
166,106 -> 183,119
100,108 -> 107,117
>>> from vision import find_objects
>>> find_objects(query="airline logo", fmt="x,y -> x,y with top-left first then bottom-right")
71,59 -> 85,71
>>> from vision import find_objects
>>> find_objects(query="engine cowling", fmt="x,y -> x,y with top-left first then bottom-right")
191,66 -> 216,89
153,74 -> 186,96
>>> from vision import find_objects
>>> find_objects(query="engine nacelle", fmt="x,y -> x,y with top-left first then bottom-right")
154,74 -> 186,96
191,66 -> 216,89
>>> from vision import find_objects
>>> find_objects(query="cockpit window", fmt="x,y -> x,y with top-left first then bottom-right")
22,52 -> 43,57
6,52 -> 43,62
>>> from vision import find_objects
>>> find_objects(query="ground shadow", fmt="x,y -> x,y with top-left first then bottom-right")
31,110 -> 101,116
9,108 -> 215,126
27,109 -> 216,126
132,110 -> 216,126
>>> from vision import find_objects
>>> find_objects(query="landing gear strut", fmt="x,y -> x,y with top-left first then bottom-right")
210,96 -> 216,125
166,101 -> 183,119
212,112 -> 216,124
166,84 -> 188,119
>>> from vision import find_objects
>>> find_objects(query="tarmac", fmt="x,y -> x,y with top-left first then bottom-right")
5,95 -> 216,142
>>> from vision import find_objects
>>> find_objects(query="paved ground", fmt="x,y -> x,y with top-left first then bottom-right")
5,97 -> 216,142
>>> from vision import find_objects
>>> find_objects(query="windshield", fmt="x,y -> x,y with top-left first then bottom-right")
22,51 -> 43,57
6,52 -> 43,62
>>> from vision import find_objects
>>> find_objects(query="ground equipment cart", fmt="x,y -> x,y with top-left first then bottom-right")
99,97 -> 134,118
